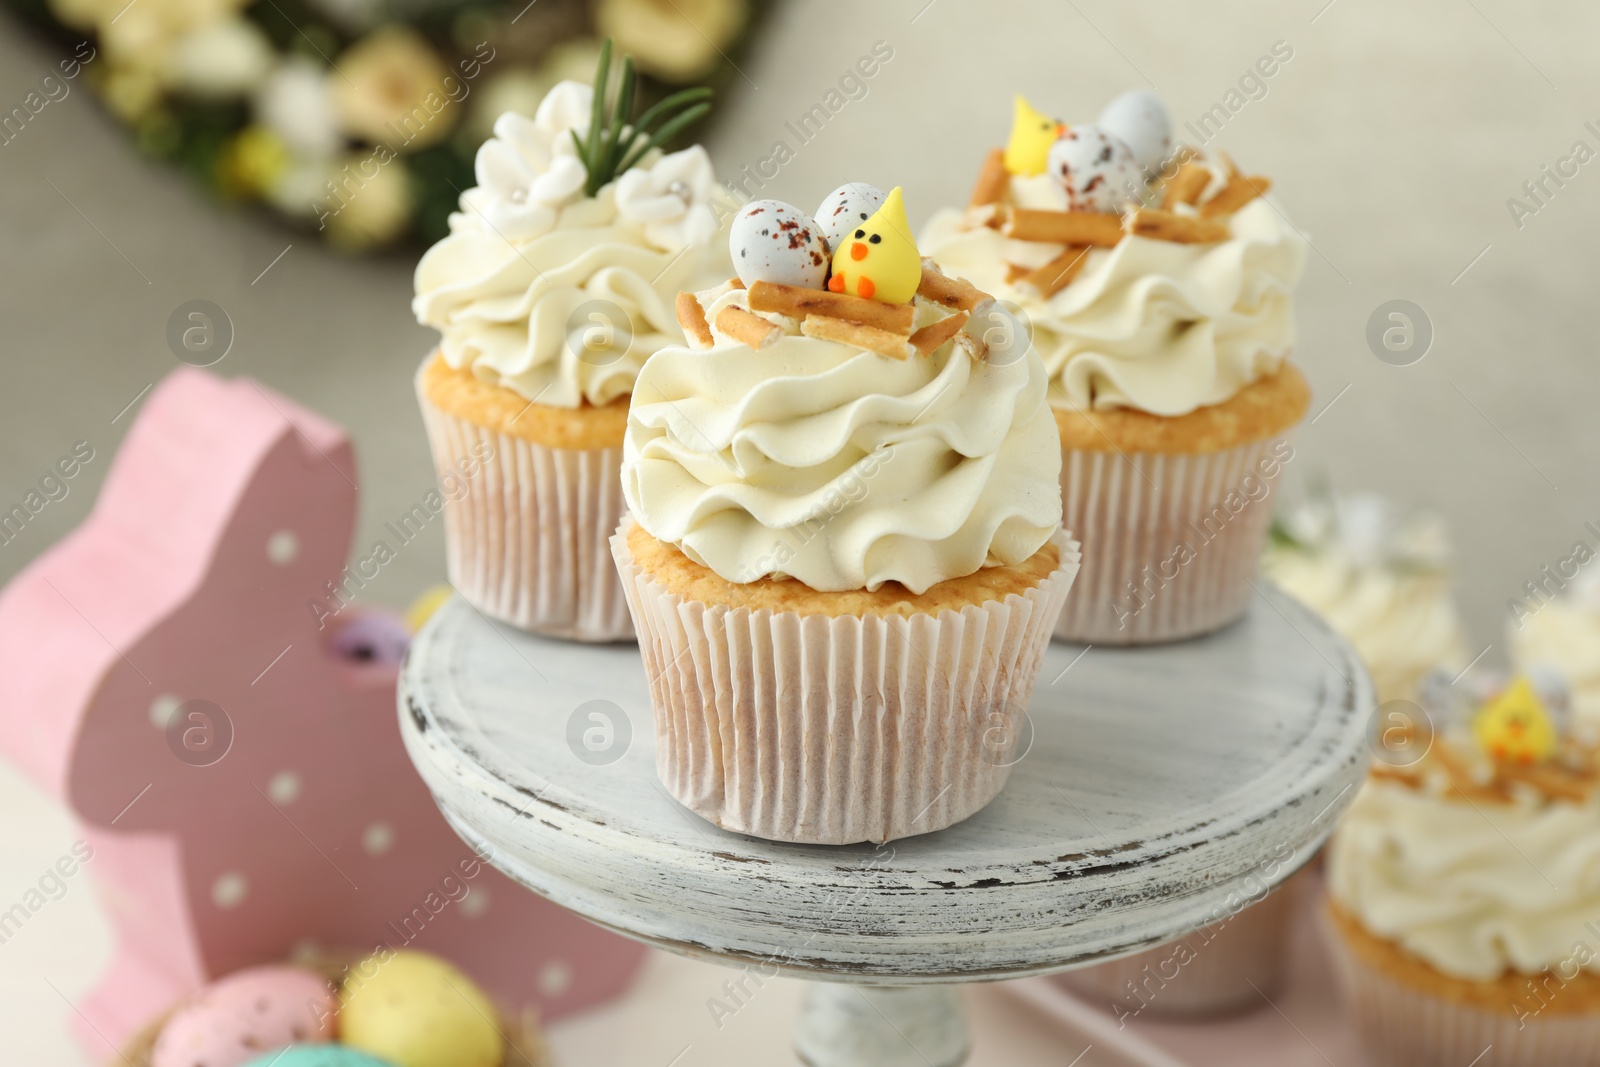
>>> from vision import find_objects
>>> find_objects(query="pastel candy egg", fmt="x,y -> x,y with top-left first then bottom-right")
730,200 -> 829,289
339,951 -> 501,1067
1047,126 -> 1144,213
812,182 -> 886,253
330,611 -> 410,666
243,1049 -> 396,1067
1097,88 -> 1173,175
151,965 -> 338,1067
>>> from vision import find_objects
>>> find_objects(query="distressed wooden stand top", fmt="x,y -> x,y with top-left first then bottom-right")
400,587 -> 1372,984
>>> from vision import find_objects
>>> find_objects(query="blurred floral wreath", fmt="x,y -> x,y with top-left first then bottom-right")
3,0 -> 761,250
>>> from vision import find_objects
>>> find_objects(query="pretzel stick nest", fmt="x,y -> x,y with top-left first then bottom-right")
1128,208 -> 1229,244
1005,208 -> 1126,247
1199,174 -> 1272,218
746,280 -> 915,333
968,147 -> 1010,209
916,260 -> 991,312
715,305 -> 783,349
801,314 -> 911,360
1160,162 -> 1210,209
1017,246 -> 1091,300
675,291 -> 713,348
909,310 -> 970,357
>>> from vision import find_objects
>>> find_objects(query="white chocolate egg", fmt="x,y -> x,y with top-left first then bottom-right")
1097,88 -> 1173,175
1047,126 -> 1144,213
730,200 -> 829,289
812,182 -> 887,254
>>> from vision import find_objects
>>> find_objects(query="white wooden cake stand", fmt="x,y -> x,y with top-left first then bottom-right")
399,586 -> 1372,1067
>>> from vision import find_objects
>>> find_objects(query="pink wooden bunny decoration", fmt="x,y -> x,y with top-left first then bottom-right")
0,368 -> 645,1056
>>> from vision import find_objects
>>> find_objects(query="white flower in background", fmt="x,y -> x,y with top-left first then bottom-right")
596,0 -> 746,82
326,155 -> 412,249
615,145 -> 718,251
165,17 -> 273,98
332,26 -> 456,149
255,58 -> 343,157
51,0 -> 247,70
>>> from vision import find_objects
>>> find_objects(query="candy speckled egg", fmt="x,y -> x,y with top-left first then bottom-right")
1097,88 -> 1173,175
243,1048 -> 396,1067
151,965 -> 338,1067
1047,126 -> 1144,213
339,951 -> 501,1067
812,182 -> 886,253
729,200 -> 829,289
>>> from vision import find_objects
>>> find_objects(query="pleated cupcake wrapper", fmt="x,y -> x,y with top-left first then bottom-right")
611,523 -> 1081,845
1322,912 -> 1600,1067
417,392 -> 632,642
1054,435 -> 1292,645
1053,873 -> 1298,1018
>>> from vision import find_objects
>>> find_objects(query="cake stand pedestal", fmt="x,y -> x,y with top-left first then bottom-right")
399,586 -> 1372,1066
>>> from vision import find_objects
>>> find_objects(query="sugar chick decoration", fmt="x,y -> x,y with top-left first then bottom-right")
827,186 -> 921,304
1473,675 -> 1559,765
1003,95 -> 1065,177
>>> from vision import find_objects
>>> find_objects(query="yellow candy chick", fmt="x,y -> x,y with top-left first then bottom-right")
827,186 -> 921,304
1473,675 -> 1558,765
1003,95 -> 1065,177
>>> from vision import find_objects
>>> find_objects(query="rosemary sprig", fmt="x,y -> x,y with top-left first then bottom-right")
568,38 -> 715,197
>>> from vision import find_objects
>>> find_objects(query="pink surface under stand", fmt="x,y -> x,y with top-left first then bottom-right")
0,368 -> 646,1056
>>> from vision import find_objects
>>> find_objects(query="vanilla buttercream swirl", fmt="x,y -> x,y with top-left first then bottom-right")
413,82 -> 729,408
1329,778 -> 1600,981
919,168 -> 1306,417
621,288 -> 1063,593
1264,494 -> 1468,703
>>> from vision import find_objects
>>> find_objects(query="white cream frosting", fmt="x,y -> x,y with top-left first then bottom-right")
621,287 -> 1063,593
1329,777 -> 1600,980
1264,494 -> 1468,703
413,81 -> 730,408
919,168 -> 1305,417
1513,570 -> 1600,732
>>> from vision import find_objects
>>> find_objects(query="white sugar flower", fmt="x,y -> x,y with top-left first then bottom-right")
615,145 -> 717,251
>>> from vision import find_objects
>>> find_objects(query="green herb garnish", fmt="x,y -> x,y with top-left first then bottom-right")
570,38 -> 714,198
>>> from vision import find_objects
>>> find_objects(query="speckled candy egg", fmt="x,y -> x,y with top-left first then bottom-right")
151,965 -> 338,1067
729,200 -> 829,289
812,182 -> 887,254
339,951 -> 501,1067
1047,125 -> 1145,213
243,1049 -> 396,1067
1097,88 -> 1173,175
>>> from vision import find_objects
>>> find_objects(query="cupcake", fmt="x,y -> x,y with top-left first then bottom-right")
921,90 -> 1308,644
1326,671 -> 1600,1067
1512,568 -> 1600,738
614,182 -> 1080,845
124,951 -> 548,1067
1265,490 -> 1470,703
413,41 -> 730,640
1054,870 -> 1304,1019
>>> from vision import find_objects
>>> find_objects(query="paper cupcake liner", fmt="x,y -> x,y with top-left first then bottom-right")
1053,436 -> 1292,645
1322,910 -> 1600,1067
418,394 -> 631,642
1052,872 -> 1298,1017
611,523 -> 1081,845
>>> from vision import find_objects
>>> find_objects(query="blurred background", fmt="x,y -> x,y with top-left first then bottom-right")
2,0 -> 1596,1060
